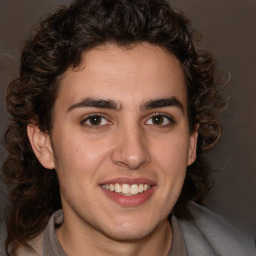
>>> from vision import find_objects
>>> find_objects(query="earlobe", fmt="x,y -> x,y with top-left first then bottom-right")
27,123 -> 55,169
187,124 -> 199,166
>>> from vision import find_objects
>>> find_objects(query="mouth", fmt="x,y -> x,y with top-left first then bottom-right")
99,178 -> 156,207
101,183 -> 152,196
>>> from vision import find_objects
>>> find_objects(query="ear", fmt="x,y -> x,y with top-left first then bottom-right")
27,123 -> 55,169
187,124 -> 199,166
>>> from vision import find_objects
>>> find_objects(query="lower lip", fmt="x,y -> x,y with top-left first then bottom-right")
101,186 -> 155,207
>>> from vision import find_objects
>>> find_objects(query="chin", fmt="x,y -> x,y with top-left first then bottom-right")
102,226 -> 155,242
97,215 -> 163,242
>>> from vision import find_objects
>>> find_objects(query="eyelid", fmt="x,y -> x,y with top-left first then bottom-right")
80,113 -> 112,128
144,113 -> 175,126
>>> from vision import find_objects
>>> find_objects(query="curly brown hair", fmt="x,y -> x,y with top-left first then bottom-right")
1,0 -> 226,253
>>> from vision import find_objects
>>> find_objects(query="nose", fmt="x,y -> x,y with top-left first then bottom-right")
111,125 -> 151,170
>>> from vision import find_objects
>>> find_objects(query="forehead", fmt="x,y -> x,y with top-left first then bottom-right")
56,43 -> 187,111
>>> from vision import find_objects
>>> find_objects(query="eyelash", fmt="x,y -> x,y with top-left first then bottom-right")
80,113 -> 175,129
80,114 -> 111,129
145,113 -> 175,127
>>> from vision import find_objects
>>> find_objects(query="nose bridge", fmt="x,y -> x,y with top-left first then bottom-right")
111,121 -> 151,170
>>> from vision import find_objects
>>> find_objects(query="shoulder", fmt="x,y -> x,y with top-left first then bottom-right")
0,210 -> 63,256
14,234 -> 43,256
177,201 -> 256,256
0,217 -> 43,256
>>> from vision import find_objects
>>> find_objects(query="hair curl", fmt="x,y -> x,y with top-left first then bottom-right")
1,0 -> 226,253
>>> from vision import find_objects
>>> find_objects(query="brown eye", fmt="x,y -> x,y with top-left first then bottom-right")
145,114 -> 174,126
89,115 -> 102,125
152,115 -> 164,125
82,115 -> 109,127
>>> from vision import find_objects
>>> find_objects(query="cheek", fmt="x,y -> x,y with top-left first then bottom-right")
53,134 -> 112,176
152,134 -> 190,172
53,137 -> 111,201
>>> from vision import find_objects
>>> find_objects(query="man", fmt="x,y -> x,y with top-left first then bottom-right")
0,0 -> 255,255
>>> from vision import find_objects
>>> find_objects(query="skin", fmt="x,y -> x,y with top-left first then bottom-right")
28,43 -> 198,256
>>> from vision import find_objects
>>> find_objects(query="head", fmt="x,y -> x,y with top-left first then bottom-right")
2,0 -> 225,252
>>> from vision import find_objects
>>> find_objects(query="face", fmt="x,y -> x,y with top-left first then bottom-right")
29,43 -> 197,242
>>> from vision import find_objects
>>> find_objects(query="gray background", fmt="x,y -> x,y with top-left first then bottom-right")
0,0 -> 255,239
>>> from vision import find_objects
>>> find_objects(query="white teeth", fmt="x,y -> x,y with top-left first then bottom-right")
130,184 -> 139,195
122,184 -> 130,194
143,184 -> 149,191
102,183 -> 151,195
138,184 -> 144,193
115,183 -> 122,193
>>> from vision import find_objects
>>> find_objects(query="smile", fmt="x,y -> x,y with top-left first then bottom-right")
101,183 -> 152,196
100,178 -> 156,206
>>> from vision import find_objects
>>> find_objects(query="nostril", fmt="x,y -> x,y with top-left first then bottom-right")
110,128 -> 151,169
113,159 -> 148,170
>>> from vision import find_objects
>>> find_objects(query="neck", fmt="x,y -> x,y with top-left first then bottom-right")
56,216 -> 172,256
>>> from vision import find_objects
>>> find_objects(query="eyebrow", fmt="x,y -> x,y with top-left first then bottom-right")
142,97 -> 184,113
67,98 -> 121,112
67,97 -> 184,113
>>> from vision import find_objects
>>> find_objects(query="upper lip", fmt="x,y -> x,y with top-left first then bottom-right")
99,177 -> 156,186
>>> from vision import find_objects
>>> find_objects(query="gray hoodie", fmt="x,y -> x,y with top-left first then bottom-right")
1,201 -> 255,256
